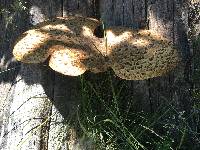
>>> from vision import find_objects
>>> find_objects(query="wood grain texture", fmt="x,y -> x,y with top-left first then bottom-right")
0,0 -> 60,149
0,0 -> 29,149
100,0 -> 146,28
147,0 -> 175,112
123,0 -> 146,28
148,0 -> 192,115
173,0 -> 192,115
0,0 -> 198,149
63,0 -> 96,17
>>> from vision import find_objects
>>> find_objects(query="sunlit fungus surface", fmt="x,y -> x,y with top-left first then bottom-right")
13,16 -> 180,80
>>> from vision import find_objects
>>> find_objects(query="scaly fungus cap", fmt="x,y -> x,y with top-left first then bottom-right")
48,37 -> 109,76
106,27 -> 180,80
13,16 -> 100,63
13,16 -> 180,80
49,46 -> 88,76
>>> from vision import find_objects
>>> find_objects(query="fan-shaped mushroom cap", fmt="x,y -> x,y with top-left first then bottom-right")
107,27 -> 180,80
48,44 -> 109,76
13,29 -> 54,63
49,46 -> 88,76
47,34 -> 109,75
35,16 -> 100,38
13,16 -> 100,63
13,16 -> 180,80
82,53 -> 109,74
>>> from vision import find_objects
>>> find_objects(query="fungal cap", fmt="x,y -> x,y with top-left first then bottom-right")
36,16 -> 100,37
109,28 -> 180,80
13,29 -> 52,63
13,16 -> 100,64
49,46 -> 89,76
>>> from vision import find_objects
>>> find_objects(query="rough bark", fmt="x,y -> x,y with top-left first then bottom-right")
0,0 -> 60,149
0,0 -> 198,149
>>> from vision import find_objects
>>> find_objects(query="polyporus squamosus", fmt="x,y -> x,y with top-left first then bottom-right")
13,16 -> 180,80
106,28 -> 180,80
13,16 -> 100,63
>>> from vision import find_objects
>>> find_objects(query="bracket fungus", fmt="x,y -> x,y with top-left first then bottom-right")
13,16 -> 180,80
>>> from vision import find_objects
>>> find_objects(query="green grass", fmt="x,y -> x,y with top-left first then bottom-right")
75,71 -> 176,150
71,67 -> 200,150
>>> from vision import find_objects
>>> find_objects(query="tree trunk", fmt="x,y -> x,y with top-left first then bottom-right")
0,0 -> 199,149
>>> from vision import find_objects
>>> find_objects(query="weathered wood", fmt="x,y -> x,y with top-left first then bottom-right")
173,0 -> 193,118
0,0 -> 61,149
147,0 -> 175,112
0,0 -> 29,149
189,0 -> 200,137
63,0 -> 96,17
147,0 -> 192,115
1,0 -> 199,149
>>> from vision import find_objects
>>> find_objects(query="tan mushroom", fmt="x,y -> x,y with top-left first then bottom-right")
49,46 -> 88,76
106,27 -> 180,80
13,16 -> 180,80
13,16 -> 100,63
13,29 -> 54,63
